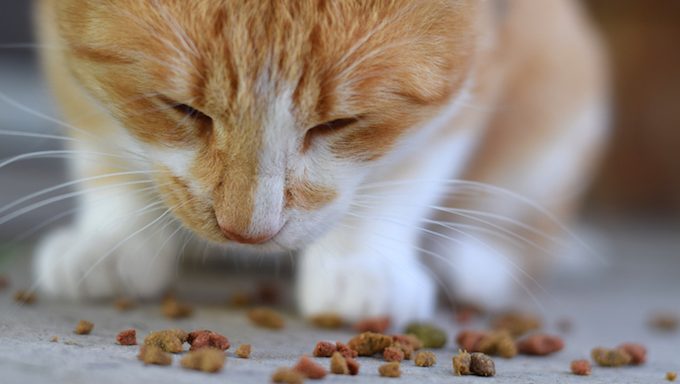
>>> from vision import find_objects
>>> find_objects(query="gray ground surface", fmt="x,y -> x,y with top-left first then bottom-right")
0,224 -> 678,384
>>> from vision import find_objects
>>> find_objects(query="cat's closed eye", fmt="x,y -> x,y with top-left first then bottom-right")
303,117 -> 359,150
171,102 -> 212,124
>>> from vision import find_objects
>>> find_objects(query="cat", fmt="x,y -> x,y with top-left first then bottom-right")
33,0 -> 607,326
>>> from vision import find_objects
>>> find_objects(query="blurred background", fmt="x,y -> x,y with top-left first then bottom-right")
1,0 -> 680,238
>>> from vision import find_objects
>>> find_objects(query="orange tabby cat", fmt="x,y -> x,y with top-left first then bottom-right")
34,0 -> 607,325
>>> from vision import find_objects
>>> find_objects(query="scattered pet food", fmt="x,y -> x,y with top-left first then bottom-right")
378,362 -> 401,378
313,341 -> 336,357
649,313 -> 678,332
187,330 -> 230,351
161,295 -> 193,319
138,345 -> 172,366
491,312 -> 541,338
74,320 -> 94,335
180,348 -> 226,373
13,290 -> 36,304
346,357 -> 360,375
470,353 -> 496,377
348,332 -> 393,356
452,350 -> 472,376
414,351 -> 437,367
570,359 -> 592,376
309,313 -> 345,329
383,346 -> 405,362
330,352 -> 349,375
667,371 -> 678,382
144,329 -> 188,353
591,347 -> 632,367
114,297 -> 136,312
404,323 -> 447,349
294,355 -> 327,379
517,334 -> 564,356
456,330 -> 517,358
618,343 -> 646,365
354,316 -> 391,333
336,342 -> 358,359
272,368 -> 305,384
392,334 -> 423,350
116,329 -> 137,345
248,307 -> 285,329
229,292 -> 253,308
49,336 -> 59,343
235,344 -> 251,358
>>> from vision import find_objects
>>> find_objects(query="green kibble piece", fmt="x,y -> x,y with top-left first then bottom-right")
404,323 -> 447,349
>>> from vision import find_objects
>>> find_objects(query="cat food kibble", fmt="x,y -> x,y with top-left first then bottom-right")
161,296 -> 193,319
404,323 -> 447,348
517,334 -> 564,356
649,313 -> 678,332
229,292 -> 253,308
247,307 -> 285,329
13,290 -> 36,304
491,312 -> 542,338
354,316 -> 391,333
235,344 -> 251,358
667,371 -> 678,381
74,320 -> 94,335
570,359 -> 592,376
114,297 -> 136,312
336,342 -> 358,359
392,334 -> 423,350
457,330 -> 517,358
378,362 -> 401,378
452,350 -> 472,376
330,352 -> 349,374
591,347 -> 632,367
310,313 -> 345,329
347,332 -> 393,356
272,368 -> 305,384
116,329 -> 137,345
346,357 -> 360,375
187,330 -> 230,351
618,343 -> 647,365
138,345 -> 172,366
414,351 -> 437,367
293,355 -> 327,379
313,341 -> 336,357
470,353 -> 496,377
383,346 -> 405,362
49,336 -> 59,343
180,348 -> 226,373
143,329 -> 188,353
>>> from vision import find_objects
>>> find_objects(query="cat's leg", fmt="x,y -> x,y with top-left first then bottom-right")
34,144 -> 178,300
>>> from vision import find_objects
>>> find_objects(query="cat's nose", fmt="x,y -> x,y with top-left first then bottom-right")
220,226 -> 277,245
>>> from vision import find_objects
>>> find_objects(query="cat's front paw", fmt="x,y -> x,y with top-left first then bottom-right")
297,249 -> 436,329
34,226 -> 177,300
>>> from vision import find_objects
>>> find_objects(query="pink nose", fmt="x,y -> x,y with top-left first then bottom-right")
220,226 -> 276,245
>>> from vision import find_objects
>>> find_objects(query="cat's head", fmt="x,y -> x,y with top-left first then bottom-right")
54,1 -> 480,251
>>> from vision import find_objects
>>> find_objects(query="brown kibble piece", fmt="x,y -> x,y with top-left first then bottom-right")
144,329 -> 188,353
591,347 -> 632,367
570,359 -> 592,376
392,334 -> 423,350
346,357 -> 360,375
517,334 -> 564,356
272,368 -> 305,384
161,296 -> 193,319
309,313 -> 344,329
618,343 -> 647,365
294,355 -> 327,379
14,290 -> 36,304
256,282 -> 280,305
180,348 -> 225,373
330,352 -> 349,374
114,297 -> 136,312
470,353 -> 496,377
116,329 -> 137,345
74,320 -> 94,335
235,344 -> 251,358
456,330 -> 487,353
491,312 -> 541,338
667,372 -> 678,382
138,345 -> 172,366
313,341 -> 336,357
336,342 -> 358,359
414,351 -> 437,367
383,346 -> 405,362
378,362 -> 401,378
247,307 -> 285,329
354,316 -> 391,333
347,332 -> 393,356
457,330 -> 517,358
187,330 -> 230,351
453,350 -> 472,376
649,313 -> 678,332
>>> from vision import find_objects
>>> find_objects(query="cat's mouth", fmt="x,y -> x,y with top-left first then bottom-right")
218,221 -> 285,245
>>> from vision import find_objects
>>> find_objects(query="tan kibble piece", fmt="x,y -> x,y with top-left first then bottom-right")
180,348 -> 226,373
453,350 -> 472,376
391,342 -> 413,360
378,362 -> 401,378
294,355 -> 327,379
476,331 -> 517,358
49,336 -> 59,343
591,347 -> 632,367
383,346 -> 405,362
414,351 -> 437,367
235,344 -> 251,358
229,292 -> 253,308
570,359 -> 591,376
470,353 -> 496,377
161,296 -> 193,319
330,352 -> 349,375
309,313 -> 344,329
336,342 -> 358,359
313,341 -> 336,357
649,313 -> 678,332
14,290 -> 36,304
347,332 -> 393,356
116,329 -> 137,345
138,345 -> 172,366
618,343 -> 647,365
74,320 -> 94,335
491,312 -> 542,338
354,316 -> 391,334
114,297 -> 136,312
392,334 -> 423,351
144,329 -> 188,353
667,371 -> 678,382
272,368 -> 305,384
247,307 -> 285,329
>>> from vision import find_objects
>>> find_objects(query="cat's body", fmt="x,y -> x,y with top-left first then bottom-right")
34,0 -> 607,325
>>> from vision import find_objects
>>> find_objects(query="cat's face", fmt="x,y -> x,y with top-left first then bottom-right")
55,1 -> 479,251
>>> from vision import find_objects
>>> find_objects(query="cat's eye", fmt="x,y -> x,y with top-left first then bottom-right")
171,103 -> 212,124
303,117 -> 359,149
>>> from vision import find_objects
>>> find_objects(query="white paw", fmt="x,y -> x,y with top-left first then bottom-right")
297,248 -> 436,329
34,225 -> 177,300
